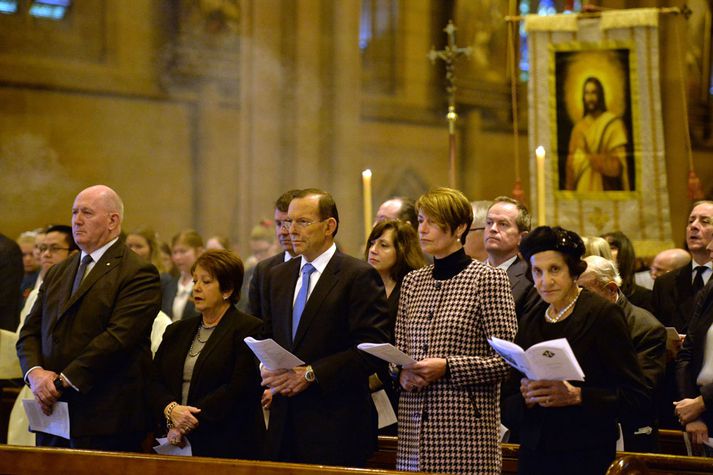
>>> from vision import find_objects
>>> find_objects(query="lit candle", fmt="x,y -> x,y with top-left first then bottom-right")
535,146 -> 546,226
362,169 -> 373,241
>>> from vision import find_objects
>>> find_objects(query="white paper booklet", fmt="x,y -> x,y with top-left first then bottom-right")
357,343 -> 417,367
154,437 -> 192,456
487,337 -> 585,381
243,337 -> 305,370
370,389 -> 397,429
22,399 -> 70,439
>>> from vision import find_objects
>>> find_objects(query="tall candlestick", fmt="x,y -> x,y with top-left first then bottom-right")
362,169 -> 373,242
535,146 -> 546,226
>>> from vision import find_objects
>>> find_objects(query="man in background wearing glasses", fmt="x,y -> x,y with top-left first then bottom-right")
247,189 -> 301,319
6,224 -> 78,446
18,225 -> 78,326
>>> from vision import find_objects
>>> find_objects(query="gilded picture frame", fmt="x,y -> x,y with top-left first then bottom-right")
550,41 -> 640,201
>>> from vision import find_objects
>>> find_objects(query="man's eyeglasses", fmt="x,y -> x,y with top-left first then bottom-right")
469,227 -> 485,233
38,245 -> 70,254
280,218 -> 327,230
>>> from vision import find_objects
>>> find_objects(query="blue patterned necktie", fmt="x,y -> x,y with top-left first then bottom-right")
71,254 -> 93,295
292,263 -> 316,339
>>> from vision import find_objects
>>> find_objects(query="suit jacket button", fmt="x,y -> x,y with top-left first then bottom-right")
423,344 -> 428,353
427,311 -> 433,320
422,410 -> 428,422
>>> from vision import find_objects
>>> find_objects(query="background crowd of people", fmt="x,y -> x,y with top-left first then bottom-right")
2,185 -> 713,475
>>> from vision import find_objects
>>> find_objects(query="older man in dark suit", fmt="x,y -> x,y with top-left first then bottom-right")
651,201 -> 713,428
17,185 -> 161,451
652,201 -> 713,333
260,188 -> 390,467
675,234 -> 713,454
247,189 -> 300,319
579,255 -> 666,452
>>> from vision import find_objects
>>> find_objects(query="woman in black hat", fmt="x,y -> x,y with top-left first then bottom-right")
513,226 -> 648,475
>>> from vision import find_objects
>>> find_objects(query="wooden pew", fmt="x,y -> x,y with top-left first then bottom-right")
0,445 -> 420,475
657,429 -> 687,456
502,444 -> 713,475
2,439 -> 709,475
369,436 -> 693,474
367,431 -> 689,465
607,453 -> 713,474
367,438 -> 520,474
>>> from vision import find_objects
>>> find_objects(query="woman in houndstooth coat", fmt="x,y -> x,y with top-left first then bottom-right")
395,188 -> 518,475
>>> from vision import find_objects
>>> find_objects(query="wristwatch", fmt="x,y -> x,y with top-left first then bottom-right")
304,365 -> 315,383
53,376 -> 64,394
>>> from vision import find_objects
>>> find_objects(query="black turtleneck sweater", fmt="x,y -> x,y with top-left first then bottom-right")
432,247 -> 472,281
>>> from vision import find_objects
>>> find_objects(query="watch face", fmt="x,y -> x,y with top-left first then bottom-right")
305,369 -> 315,382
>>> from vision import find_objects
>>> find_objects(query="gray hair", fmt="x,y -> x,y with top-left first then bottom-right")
583,255 -> 622,288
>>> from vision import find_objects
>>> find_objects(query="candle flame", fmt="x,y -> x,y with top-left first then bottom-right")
362,169 -> 372,178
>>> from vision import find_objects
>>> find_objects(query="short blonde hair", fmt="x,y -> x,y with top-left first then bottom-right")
582,236 -> 613,260
416,187 -> 473,244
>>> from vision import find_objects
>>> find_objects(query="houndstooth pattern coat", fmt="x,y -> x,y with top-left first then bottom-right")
395,260 -> 518,475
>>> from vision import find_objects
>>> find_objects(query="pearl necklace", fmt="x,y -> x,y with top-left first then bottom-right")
545,288 -> 581,323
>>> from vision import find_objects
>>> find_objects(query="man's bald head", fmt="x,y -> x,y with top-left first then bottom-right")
650,248 -> 691,280
72,185 -> 124,253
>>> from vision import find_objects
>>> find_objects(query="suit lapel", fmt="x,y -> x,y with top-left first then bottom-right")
695,279 -> 713,319
170,320 -> 199,395
292,253 -> 341,349
189,309 -> 233,397
675,265 -> 694,299
60,241 -> 123,317
48,254 -> 80,333
506,257 -> 525,286
274,259 -> 300,348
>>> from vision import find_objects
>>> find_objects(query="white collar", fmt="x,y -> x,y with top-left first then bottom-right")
300,243 -> 337,274
80,236 -> 119,265
488,254 -> 518,271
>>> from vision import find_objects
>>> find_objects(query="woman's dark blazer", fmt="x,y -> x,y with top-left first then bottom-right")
513,289 -> 649,451
149,305 -> 264,459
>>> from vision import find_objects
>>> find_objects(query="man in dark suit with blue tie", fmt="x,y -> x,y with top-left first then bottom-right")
17,185 -> 161,451
260,188 -> 390,467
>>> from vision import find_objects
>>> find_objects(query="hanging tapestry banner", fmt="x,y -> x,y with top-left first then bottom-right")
526,9 -> 673,253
